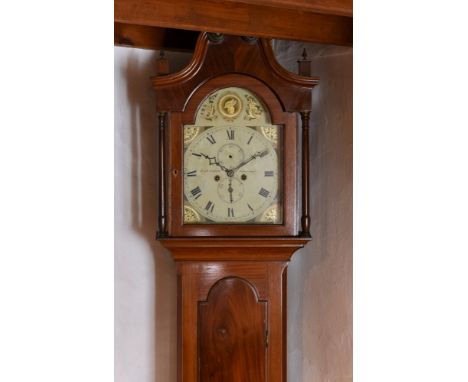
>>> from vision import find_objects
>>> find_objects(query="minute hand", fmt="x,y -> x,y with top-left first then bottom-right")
231,149 -> 268,172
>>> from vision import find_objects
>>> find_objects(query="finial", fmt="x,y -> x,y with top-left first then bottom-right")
297,48 -> 312,77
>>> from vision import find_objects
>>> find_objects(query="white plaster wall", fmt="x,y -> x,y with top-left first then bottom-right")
115,42 -> 352,382
306,49 -> 352,382
275,42 -> 353,382
114,47 -> 191,382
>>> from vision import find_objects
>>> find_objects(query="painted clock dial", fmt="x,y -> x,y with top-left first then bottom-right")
182,87 -> 283,224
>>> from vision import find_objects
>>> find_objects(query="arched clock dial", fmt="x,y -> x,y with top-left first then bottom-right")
184,125 -> 280,223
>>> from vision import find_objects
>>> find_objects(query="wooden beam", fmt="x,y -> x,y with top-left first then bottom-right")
115,0 -> 353,46
224,0 -> 352,17
114,23 -> 199,51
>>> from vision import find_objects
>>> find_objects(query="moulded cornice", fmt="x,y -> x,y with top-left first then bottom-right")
152,33 -> 318,88
151,33 -> 318,112
258,39 -> 319,88
159,236 -> 312,261
151,33 -> 211,88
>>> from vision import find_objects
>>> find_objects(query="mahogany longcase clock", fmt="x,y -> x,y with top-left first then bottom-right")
152,33 -> 318,382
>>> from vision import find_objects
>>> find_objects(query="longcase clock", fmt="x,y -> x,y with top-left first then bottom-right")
152,33 -> 318,382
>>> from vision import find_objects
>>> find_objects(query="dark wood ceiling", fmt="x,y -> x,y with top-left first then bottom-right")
114,0 -> 352,50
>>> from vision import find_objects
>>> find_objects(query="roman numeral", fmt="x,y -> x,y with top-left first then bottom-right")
247,204 -> 254,212
228,207 -> 234,217
206,135 -> 216,144
190,186 -> 202,199
205,201 -> 215,213
258,188 -> 270,198
247,136 -> 253,145
264,170 -> 274,177
227,129 -> 235,140
186,170 -> 197,177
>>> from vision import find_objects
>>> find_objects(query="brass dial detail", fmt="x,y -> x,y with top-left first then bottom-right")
218,93 -> 243,121
261,204 -> 279,223
184,126 -> 200,144
184,205 -> 201,223
245,95 -> 263,120
201,95 -> 218,121
261,125 -> 278,144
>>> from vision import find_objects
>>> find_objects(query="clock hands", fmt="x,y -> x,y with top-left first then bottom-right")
229,149 -> 269,175
197,153 -> 229,172
228,178 -> 234,203
196,149 -> 268,179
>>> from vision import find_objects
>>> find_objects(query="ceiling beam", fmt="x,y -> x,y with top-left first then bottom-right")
223,0 -> 352,17
114,23 -> 199,51
115,0 -> 352,46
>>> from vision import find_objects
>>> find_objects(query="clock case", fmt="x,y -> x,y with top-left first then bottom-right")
153,33 -> 318,239
152,33 -> 318,382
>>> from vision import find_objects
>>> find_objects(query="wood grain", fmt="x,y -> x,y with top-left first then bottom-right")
114,23 -> 199,51
176,261 -> 290,382
160,237 -> 311,261
115,0 -> 352,46
152,34 -> 318,112
224,0 -> 352,17
198,277 -> 267,382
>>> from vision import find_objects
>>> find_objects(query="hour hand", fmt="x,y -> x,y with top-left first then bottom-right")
198,153 -> 228,171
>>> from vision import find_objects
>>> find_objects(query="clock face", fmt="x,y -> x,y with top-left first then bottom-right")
183,87 -> 283,224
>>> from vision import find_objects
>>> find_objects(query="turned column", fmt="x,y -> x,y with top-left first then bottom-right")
157,111 -> 168,238
299,111 -> 311,237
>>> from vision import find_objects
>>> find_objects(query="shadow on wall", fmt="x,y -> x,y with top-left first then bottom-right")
122,50 -> 190,382
273,39 -> 353,382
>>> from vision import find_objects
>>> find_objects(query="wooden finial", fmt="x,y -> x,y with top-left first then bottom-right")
298,48 -> 312,77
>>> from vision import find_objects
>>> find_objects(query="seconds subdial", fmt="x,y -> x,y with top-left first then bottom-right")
217,143 -> 244,171
217,177 -> 244,204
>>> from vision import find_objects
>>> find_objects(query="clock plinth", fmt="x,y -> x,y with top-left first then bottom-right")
153,33 -> 318,381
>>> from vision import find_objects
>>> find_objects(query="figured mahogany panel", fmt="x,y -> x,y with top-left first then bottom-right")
176,261 -> 289,382
193,262 -> 270,301
198,277 -> 267,382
